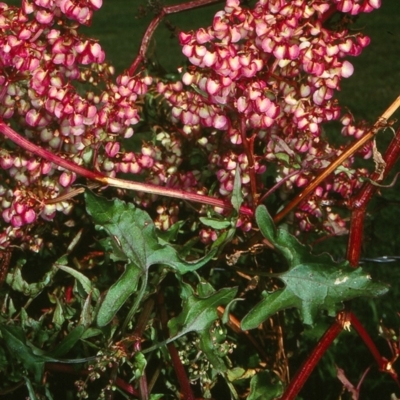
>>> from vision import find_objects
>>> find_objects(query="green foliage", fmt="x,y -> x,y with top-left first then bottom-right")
0,3 -> 398,399
85,191 -> 218,327
168,281 -> 237,339
247,370 -> 284,400
0,325 -> 46,383
242,206 -> 389,329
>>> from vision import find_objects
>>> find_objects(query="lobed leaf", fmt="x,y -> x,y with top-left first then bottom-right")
168,284 -> 237,339
242,206 -> 389,329
85,191 -> 218,326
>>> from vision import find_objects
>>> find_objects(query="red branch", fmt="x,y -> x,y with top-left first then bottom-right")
280,316 -> 344,400
349,312 -> 386,371
157,291 -> 195,400
0,120 -> 253,216
347,125 -> 400,266
129,0 -> 223,75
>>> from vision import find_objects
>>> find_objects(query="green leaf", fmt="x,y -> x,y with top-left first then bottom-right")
242,206 -> 389,329
96,263 -> 142,327
231,165 -> 243,213
199,217 -> 231,230
6,266 -> 57,298
85,191 -> 216,274
79,291 -> 94,327
49,325 -> 86,358
247,370 -> 283,400
226,367 -> 250,382
198,321 -> 232,373
157,220 -> 185,242
85,191 -> 159,270
254,203 -> 276,242
198,330 -> 227,372
85,192 -> 219,327
168,285 -> 237,339
133,352 -> 147,379
0,325 -> 45,383
275,152 -> 290,165
149,395 -> 164,400
55,264 -> 100,301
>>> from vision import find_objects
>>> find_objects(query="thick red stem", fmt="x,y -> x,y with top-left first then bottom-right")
347,208 -> 366,267
280,317 -> 344,400
347,126 -> 400,266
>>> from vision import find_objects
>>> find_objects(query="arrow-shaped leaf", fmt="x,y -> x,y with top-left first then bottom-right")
168,284 -> 237,338
85,191 -> 218,326
241,206 -> 389,329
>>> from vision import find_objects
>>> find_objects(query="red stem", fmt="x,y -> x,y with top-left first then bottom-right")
349,312 -> 386,370
129,0 -> 223,75
239,118 -> 258,207
347,126 -> 400,266
280,317 -> 344,400
0,120 -> 253,216
350,312 -> 399,384
157,291 -> 195,400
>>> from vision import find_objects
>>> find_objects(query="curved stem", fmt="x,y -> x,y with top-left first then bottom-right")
0,120 -> 253,216
129,0 -> 223,75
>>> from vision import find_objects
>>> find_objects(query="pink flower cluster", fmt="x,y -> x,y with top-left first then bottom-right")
158,0 -> 378,235
0,0 -> 383,249
0,1 -> 153,246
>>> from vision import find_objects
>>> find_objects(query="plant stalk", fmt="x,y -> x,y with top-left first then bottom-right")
129,0 -> 223,75
279,315 -> 344,400
0,120 -> 253,216
347,125 -> 400,266
274,95 -> 400,224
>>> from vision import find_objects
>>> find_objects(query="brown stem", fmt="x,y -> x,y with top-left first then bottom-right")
280,315 -> 344,400
273,95 -> 400,224
129,0 -> 223,75
347,125 -> 400,266
0,121 -> 253,216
